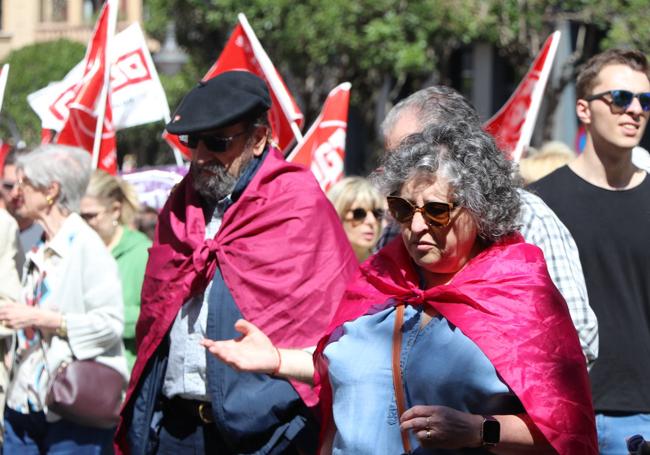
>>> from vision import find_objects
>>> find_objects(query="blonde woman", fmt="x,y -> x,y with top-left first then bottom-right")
327,177 -> 384,262
80,170 -> 151,370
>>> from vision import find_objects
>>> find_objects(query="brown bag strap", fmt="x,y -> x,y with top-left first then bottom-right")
392,303 -> 411,454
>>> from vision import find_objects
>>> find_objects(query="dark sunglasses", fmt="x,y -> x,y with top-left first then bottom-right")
387,196 -> 456,227
178,129 -> 249,153
1,180 -> 14,192
79,210 -> 106,223
80,211 -> 103,222
585,90 -> 650,113
349,207 -> 385,222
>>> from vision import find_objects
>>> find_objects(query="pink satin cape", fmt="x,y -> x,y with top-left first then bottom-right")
115,148 -> 358,452
314,234 -> 598,454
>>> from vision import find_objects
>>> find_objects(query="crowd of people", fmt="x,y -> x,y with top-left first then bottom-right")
0,46 -> 647,455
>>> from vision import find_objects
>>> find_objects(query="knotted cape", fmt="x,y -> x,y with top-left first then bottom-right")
116,148 -> 358,449
314,234 -> 598,454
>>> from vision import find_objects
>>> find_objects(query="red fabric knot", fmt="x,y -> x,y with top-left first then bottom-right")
191,240 -> 218,274
403,288 -> 426,306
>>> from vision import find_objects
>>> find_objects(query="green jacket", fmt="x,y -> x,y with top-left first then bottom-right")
112,227 -> 151,370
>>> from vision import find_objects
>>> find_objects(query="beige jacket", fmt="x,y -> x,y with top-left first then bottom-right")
0,208 -> 23,439
6,213 -> 128,416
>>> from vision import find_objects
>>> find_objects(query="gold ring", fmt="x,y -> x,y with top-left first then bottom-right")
425,429 -> 432,440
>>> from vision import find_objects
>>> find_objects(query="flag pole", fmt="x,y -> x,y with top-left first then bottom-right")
237,13 -> 303,143
0,64 -> 10,113
91,0 -> 118,169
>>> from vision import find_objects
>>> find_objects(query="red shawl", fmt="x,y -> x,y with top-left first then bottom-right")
315,234 -> 598,454
116,148 -> 358,449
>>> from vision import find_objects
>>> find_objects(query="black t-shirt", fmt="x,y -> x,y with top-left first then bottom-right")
529,165 -> 650,413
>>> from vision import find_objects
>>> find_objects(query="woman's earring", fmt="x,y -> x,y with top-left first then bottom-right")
46,195 -> 54,206
113,219 -> 118,226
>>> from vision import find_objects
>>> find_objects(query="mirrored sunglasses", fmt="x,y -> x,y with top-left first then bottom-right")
585,89 -> 650,113
387,196 -> 455,227
349,207 -> 385,222
178,129 -> 249,153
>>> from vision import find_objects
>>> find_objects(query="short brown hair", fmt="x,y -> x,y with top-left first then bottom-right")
576,49 -> 650,100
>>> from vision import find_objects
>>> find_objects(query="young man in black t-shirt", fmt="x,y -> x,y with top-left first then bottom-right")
529,49 -> 650,454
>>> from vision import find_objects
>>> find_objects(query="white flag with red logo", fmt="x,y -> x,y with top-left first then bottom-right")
0,64 -> 9,113
55,0 -> 117,173
286,83 -> 350,192
164,13 -> 304,159
483,31 -> 561,161
28,23 -> 170,134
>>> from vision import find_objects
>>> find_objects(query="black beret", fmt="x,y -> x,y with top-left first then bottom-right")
166,71 -> 271,135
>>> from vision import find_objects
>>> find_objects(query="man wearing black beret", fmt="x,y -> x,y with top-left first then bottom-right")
116,71 -> 358,454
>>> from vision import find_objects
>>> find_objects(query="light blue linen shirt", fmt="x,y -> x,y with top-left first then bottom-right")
324,302 -> 522,454
162,201 -> 228,400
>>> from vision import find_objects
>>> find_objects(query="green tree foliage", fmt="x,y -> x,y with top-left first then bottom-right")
144,0 -> 493,126
1,39 -> 85,146
601,0 -> 650,52
4,1 -> 649,164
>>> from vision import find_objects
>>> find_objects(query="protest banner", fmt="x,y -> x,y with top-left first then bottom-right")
484,31 -> 561,161
287,82 -> 350,192
121,166 -> 187,211
30,24 -> 170,132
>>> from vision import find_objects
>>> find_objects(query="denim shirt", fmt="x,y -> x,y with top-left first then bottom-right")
324,303 -> 522,454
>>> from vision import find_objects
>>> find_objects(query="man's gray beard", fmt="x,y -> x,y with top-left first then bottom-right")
191,152 -> 255,206
191,162 -> 237,206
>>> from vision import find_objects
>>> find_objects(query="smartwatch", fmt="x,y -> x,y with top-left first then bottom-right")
481,415 -> 500,447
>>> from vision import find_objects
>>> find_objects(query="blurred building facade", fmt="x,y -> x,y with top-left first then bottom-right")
0,0 -> 142,60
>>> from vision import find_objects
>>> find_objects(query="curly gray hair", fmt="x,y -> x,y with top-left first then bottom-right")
374,121 -> 521,243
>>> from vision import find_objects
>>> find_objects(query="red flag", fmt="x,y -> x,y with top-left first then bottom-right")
56,0 -> 117,174
483,31 -> 561,161
286,83 -> 350,192
162,131 -> 189,160
164,13 -> 304,158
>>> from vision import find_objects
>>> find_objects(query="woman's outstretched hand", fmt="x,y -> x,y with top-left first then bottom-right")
201,319 -> 279,374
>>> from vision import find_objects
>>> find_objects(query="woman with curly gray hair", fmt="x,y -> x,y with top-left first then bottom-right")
202,122 -> 597,454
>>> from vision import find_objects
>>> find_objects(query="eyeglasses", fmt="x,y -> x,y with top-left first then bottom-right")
178,129 -> 250,153
80,210 -> 104,222
0,180 -> 14,192
387,196 -> 456,227
585,90 -> 650,113
348,207 -> 385,222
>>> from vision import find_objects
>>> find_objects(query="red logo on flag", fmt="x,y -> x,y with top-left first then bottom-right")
287,83 -> 351,192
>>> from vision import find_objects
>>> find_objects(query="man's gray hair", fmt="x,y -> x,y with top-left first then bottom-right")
17,144 -> 92,214
374,121 -> 521,243
381,86 -> 481,142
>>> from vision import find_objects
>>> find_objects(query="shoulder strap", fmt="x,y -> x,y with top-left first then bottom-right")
392,303 -> 411,454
